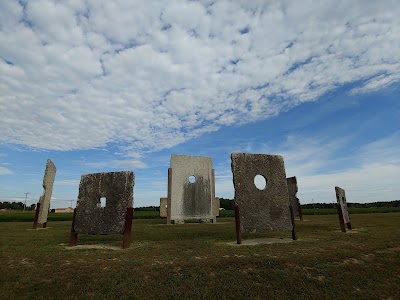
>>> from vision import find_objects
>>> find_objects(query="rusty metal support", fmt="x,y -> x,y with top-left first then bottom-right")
122,207 -> 134,249
68,209 -> 78,246
234,205 -> 242,244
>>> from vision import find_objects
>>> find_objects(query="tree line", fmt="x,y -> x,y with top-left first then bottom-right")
0,202 -> 36,210
2,199 -> 399,211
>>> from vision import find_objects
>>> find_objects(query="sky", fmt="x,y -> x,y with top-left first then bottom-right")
0,0 -> 399,209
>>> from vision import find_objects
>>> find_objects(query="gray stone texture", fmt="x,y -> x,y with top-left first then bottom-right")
160,197 -> 167,218
213,197 -> 220,217
74,171 -> 134,234
231,153 -> 292,233
38,159 -> 57,224
286,176 -> 301,218
169,155 -> 214,223
335,186 -> 350,224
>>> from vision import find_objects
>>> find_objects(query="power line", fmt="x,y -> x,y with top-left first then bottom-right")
23,192 -> 30,213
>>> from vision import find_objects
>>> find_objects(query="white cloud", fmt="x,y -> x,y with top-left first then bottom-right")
0,0 -> 399,157
54,179 -> 80,186
80,159 -> 148,169
0,166 -> 12,175
213,131 -> 400,203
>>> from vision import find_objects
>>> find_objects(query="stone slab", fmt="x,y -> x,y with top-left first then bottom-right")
160,197 -> 167,218
231,153 -> 292,233
213,197 -> 220,217
286,176 -> 301,219
38,159 -> 56,224
74,171 -> 134,235
169,155 -> 214,223
335,186 -> 350,224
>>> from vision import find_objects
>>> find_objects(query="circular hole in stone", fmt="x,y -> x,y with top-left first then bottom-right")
254,175 -> 267,190
188,175 -> 196,183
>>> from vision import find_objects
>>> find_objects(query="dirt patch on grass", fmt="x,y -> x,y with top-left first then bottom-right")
226,238 -> 294,246
65,244 -> 124,251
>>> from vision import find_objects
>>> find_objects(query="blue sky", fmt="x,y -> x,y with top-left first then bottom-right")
1,1 -> 399,208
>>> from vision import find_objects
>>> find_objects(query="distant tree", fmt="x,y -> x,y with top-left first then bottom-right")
219,198 -> 235,210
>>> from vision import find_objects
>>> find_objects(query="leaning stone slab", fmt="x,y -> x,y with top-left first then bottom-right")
286,176 -> 302,219
37,159 -> 56,224
335,186 -> 351,230
160,197 -> 167,218
169,155 -> 214,223
231,153 -> 292,233
74,171 -> 134,235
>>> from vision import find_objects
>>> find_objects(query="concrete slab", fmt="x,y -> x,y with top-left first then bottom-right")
160,197 -> 167,218
335,186 -> 351,224
38,159 -> 56,224
169,155 -> 214,223
231,153 -> 292,233
74,171 -> 134,235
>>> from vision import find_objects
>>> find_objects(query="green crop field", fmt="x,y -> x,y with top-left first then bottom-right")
1,212 -> 399,300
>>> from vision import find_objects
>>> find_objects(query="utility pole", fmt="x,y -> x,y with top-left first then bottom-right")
23,192 -> 30,213
70,199 -> 73,208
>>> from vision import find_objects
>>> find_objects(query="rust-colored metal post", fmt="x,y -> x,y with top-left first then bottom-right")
122,207 -> 134,249
289,205 -> 297,240
336,205 -> 346,233
167,168 -> 172,224
32,202 -> 40,229
234,205 -> 242,244
68,208 -> 78,246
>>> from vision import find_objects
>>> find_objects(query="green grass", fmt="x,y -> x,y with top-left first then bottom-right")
2,207 -> 400,222
1,213 -> 400,299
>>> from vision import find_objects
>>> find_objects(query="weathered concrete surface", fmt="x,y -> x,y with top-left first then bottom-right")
38,159 -> 56,224
74,171 -> 134,235
286,176 -> 301,219
231,153 -> 292,233
335,186 -> 350,224
169,155 -> 214,223
160,197 -> 167,218
213,197 -> 220,217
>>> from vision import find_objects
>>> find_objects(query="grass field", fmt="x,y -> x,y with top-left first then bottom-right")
2,207 -> 400,222
1,213 -> 400,300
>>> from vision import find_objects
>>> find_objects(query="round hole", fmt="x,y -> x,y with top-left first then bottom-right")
188,175 -> 196,183
254,175 -> 267,190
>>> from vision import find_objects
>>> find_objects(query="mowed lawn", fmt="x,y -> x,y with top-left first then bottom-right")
1,213 -> 399,300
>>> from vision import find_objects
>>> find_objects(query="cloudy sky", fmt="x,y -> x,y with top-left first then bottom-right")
1,0 -> 399,208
